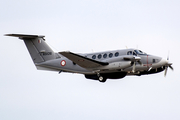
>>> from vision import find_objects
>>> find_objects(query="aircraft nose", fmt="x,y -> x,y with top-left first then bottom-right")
159,57 -> 174,76
159,57 -> 173,70
159,58 -> 168,66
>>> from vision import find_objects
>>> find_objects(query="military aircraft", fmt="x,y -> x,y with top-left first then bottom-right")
5,34 -> 173,82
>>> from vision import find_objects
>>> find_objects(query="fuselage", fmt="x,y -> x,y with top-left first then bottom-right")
36,48 -> 167,76
6,34 -> 172,82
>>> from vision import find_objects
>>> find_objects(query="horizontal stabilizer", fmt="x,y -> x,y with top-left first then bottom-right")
5,34 -> 45,39
59,51 -> 109,68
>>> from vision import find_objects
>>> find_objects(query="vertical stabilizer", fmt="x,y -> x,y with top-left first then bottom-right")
5,34 -> 56,63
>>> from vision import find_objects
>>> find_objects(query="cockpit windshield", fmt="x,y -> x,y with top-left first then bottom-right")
134,50 -> 147,55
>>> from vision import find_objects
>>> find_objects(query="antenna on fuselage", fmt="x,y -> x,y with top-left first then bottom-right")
167,50 -> 170,60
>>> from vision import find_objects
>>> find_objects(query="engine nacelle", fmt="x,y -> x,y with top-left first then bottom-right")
97,61 -> 131,70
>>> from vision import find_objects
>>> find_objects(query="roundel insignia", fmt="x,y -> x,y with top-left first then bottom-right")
60,60 -> 66,66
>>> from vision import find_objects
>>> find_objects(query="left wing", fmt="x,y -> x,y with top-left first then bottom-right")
59,51 -> 109,68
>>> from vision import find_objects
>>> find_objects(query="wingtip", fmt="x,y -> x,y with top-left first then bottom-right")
4,34 -> 12,36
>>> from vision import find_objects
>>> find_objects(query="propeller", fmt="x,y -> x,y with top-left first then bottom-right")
124,56 -> 142,73
131,56 -> 142,73
164,55 -> 174,77
132,62 -> 136,73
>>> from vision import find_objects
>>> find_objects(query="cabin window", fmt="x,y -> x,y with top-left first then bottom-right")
98,54 -> 102,59
92,55 -> 96,59
109,53 -> 113,58
103,54 -> 107,58
115,52 -> 119,57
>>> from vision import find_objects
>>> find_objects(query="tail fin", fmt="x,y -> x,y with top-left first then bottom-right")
5,34 -> 56,63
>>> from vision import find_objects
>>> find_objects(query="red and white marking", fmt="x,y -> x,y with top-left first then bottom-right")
60,60 -> 66,66
38,39 -> 41,43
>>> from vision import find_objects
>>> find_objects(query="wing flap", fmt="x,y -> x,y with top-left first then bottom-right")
59,51 -> 109,68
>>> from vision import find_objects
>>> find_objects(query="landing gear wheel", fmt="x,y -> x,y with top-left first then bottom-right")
98,76 -> 106,82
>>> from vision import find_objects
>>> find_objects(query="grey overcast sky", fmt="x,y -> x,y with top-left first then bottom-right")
0,0 -> 180,120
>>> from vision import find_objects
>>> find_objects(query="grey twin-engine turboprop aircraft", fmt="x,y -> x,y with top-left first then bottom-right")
5,34 -> 173,82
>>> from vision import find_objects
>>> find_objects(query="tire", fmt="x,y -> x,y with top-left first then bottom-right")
98,76 -> 107,82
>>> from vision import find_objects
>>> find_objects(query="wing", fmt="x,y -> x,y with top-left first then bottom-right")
59,51 -> 109,68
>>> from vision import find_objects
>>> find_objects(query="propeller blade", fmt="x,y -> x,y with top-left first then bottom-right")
132,62 -> 136,73
138,61 -> 142,65
163,52 -> 173,77
164,67 -> 168,77
167,51 -> 169,61
169,65 -> 174,71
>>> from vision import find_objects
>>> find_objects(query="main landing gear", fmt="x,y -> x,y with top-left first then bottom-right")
97,73 -> 106,82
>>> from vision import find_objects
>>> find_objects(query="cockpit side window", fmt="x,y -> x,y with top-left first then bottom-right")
133,52 -> 137,56
127,51 -> 132,55
127,51 -> 137,56
134,50 -> 147,55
